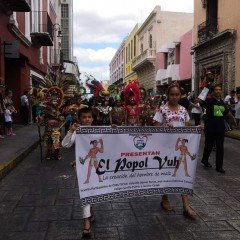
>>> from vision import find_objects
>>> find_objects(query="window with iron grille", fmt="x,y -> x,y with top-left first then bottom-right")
61,4 -> 69,18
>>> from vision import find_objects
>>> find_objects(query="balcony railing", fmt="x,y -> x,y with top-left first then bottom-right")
0,0 -> 31,12
198,21 -> 218,44
30,11 -> 53,46
132,49 -> 156,70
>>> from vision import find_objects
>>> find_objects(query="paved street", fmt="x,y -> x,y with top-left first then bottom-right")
0,136 -> 240,240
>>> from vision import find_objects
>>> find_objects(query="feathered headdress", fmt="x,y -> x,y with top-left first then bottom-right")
124,81 -> 140,107
86,77 -> 110,99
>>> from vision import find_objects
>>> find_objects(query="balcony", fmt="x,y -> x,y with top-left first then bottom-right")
198,21 -> 218,44
50,49 -> 62,65
0,0 -> 31,12
132,49 -> 156,71
30,11 -> 53,46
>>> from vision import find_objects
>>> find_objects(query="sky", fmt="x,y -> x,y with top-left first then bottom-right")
73,0 -> 194,81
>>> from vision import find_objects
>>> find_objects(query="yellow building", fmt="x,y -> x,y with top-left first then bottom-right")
124,24 -> 139,84
193,0 -> 240,93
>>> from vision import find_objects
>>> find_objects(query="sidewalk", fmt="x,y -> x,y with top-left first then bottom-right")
0,124 -> 40,180
189,120 -> 240,140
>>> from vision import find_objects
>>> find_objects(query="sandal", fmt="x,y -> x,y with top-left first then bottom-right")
82,218 -> 91,239
161,195 -> 173,211
183,205 -> 196,220
82,227 -> 91,239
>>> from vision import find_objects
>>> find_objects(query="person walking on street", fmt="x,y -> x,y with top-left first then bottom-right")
20,90 -> 29,125
200,84 -> 237,173
154,82 -> 197,219
191,97 -> 202,126
224,90 -> 237,117
235,91 -> 240,128
62,107 -> 98,238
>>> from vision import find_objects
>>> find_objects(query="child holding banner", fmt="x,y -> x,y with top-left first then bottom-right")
62,107 -> 95,238
153,82 -> 197,219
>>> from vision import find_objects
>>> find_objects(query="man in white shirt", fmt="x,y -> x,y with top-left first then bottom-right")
20,90 -> 29,125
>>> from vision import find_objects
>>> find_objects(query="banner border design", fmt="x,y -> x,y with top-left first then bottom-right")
80,187 -> 193,206
76,126 -> 201,135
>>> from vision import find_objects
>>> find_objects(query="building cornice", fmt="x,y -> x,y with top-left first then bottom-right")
136,6 -> 160,35
9,23 -> 32,47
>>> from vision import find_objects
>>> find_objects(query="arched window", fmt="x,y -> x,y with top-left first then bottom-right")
149,34 -> 153,48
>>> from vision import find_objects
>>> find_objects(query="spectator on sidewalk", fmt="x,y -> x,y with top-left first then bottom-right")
200,84 -> 237,173
5,103 -> 16,136
20,90 -> 29,125
4,90 -> 17,115
235,91 -> 240,128
0,78 -> 5,139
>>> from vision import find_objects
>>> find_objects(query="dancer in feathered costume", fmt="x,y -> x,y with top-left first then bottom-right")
86,77 -> 112,125
32,74 -> 78,160
112,94 -> 125,126
124,81 -> 140,126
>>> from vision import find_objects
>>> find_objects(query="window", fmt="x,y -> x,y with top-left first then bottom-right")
131,40 -> 133,59
207,0 -> 218,28
126,47 -> 128,62
134,36 -> 136,56
149,34 -> 153,48
140,43 -> 143,53
164,53 -> 168,69
61,4 -> 69,18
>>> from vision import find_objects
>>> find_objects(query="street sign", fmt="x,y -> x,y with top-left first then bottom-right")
4,41 -> 20,59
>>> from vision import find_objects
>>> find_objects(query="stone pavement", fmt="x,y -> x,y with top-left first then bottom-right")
0,124 -> 40,179
0,136 -> 240,240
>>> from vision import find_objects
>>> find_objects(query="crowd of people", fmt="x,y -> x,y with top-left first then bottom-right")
1,74 -> 240,238
59,80 -> 237,238
0,80 -> 31,139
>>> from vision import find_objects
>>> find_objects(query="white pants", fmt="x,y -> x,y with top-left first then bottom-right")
82,204 -> 91,219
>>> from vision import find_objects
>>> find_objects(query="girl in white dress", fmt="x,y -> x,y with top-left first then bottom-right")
153,82 -> 196,219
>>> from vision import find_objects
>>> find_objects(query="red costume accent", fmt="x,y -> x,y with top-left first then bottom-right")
124,81 -> 140,126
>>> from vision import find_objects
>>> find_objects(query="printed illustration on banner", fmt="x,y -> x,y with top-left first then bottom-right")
172,137 -> 197,178
79,138 -> 104,184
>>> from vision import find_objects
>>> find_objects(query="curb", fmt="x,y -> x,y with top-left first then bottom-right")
225,132 -> 240,140
0,140 -> 39,180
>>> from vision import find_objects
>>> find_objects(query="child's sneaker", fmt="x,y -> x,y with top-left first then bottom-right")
11,132 -> 16,136
0,135 -> 4,139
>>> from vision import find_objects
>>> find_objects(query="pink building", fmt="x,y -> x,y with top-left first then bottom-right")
156,30 -> 193,93
109,39 -> 126,86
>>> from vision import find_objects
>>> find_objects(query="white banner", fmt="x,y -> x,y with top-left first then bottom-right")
75,127 -> 201,206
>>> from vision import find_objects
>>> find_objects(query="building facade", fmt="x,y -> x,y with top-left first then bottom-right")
109,39 -> 125,86
132,5 -> 193,91
0,0 -> 63,122
60,0 -> 73,61
156,30 -> 193,93
124,24 -> 139,84
193,0 -> 240,94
